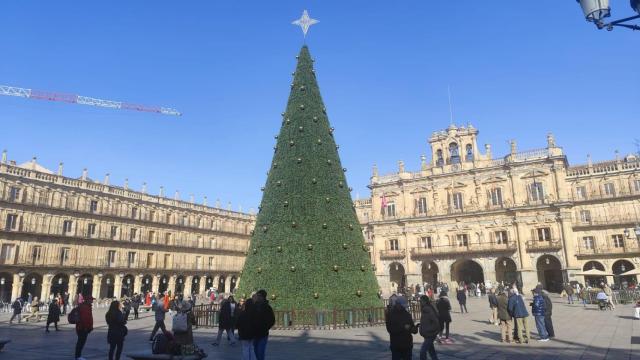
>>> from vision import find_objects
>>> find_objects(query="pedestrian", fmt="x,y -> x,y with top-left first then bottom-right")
106,300 -> 128,360
580,286 -> 590,307
507,289 -> 530,344
475,283 -> 481,298
418,295 -> 440,360
236,297 -> 256,360
46,298 -> 61,332
435,291 -> 452,343
530,288 -> 549,341
132,293 -> 140,320
602,283 -> 615,309
539,288 -> 555,338
385,296 -> 418,360
173,300 -> 196,348
251,289 -> 275,360
149,295 -> 168,341
564,283 -> 574,304
496,289 -> 513,343
23,296 -> 40,322
487,288 -> 499,325
63,292 -> 69,314
9,297 -> 22,324
75,295 -> 94,360
213,295 -> 237,346
456,287 -> 468,313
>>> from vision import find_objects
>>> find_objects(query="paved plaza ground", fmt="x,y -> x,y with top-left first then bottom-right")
0,295 -> 638,360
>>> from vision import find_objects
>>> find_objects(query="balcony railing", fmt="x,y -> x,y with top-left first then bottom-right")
573,215 -> 640,228
576,242 -> 640,256
0,254 -> 244,273
525,239 -> 563,251
379,249 -> 406,259
410,242 -> 517,257
571,189 -> 640,203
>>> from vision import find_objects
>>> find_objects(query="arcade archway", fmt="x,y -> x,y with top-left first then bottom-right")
21,273 -> 42,300
451,259 -> 484,285
421,262 -> 438,286
218,275 -> 226,293
0,272 -> 13,302
100,275 -> 115,299
141,275 -> 153,294
77,274 -> 93,297
389,262 -> 406,294
159,275 -> 169,294
537,255 -> 563,293
50,273 -> 69,298
496,257 -> 518,286
176,275 -> 185,295
612,260 -> 636,288
121,274 -> 135,297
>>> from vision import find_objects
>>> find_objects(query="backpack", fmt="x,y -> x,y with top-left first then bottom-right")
172,312 -> 188,333
152,332 -> 170,354
68,307 -> 80,324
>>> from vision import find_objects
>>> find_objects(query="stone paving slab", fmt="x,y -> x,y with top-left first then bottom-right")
0,295 -> 638,359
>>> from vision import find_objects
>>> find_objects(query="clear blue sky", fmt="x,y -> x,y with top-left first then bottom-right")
1,1 -> 638,210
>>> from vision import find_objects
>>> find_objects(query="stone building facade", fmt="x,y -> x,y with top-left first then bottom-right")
0,152 -> 255,303
355,124 -> 640,295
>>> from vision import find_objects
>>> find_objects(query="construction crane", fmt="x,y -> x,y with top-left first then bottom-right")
0,84 -> 181,116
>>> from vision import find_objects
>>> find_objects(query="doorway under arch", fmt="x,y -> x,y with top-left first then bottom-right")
141,275 -> 153,294
389,262 -> 406,294
50,273 -> 69,298
21,273 -> 43,300
0,272 -> 13,302
451,259 -> 484,285
191,276 -> 200,295
537,255 -> 563,293
218,275 -> 226,293
583,261 -> 607,287
159,275 -> 169,294
421,262 -> 438,286
612,260 -> 636,288
121,274 -> 135,297
496,257 -> 518,286
176,275 -> 185,295
100,275 -> 115,299
77,274 -> 93,297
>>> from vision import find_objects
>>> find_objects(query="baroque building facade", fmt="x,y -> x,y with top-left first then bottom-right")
355,124 -> 640,295
0,152 -> 255,303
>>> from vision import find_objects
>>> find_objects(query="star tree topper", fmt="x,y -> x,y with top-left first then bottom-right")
292,10 -> 319,37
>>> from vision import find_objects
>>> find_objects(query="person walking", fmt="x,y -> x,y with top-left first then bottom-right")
602,283 -> 615,309
236,297 -> 256,360
497,289 -> 513,343
539,288 -> 555,338
106,300 -> 128,360
251,290 -> 275,360
132,293 -> 140,320
564,283 -> 574,304
213,295 -> 237,346
507,289 -> 530,344
488,289 -> 499,325
580,286 -> 590,307
456,287 -> 467,314
173,300 -> 196,348
149,295 -> 168,341
9,297 -> 23,324
23,296 -> 40,322
418,295 -> 440,360
386,296 -> 418,360
531,288 -> 549,341
46,298 -> 61,332
435,291 -> 452,343
75,295 -> 94,360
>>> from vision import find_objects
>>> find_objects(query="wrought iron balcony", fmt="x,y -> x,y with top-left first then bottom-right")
410,242 -> 517,257
379,249 -> 406,260
525,239 -> 563,252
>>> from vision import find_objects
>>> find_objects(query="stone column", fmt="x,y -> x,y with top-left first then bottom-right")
41,274 -> 53,301
11,274 -> 23,301
184,276 -> 193,296
559,211 -> 580,283
114,275 -> 123,299
134,275 -> 143,295
514,218 -> 537,291
92,275 -> 101,298
168,275 -> 177,295
213,275 -> 220,292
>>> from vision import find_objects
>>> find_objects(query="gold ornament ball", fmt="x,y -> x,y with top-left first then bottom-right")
313,116 -> 318,122
307,244 -> 313,250
257,267 -> 262,273
289,140 -> 295,146
291,221 -> 297,228
333,265 -> 339,272
253,248 -> 258,254
313,292 -> 319,299
290,266 -> 296,272
299,104 -> 305,110
356,290 -> 363,297
342,243 -> 348,249
297,158 -> 302,163
349,224 -> 354,230
277,246 -> 283,252
360,265 -> 366,272
298,126 -> 304,132
325,197 -> 330,203
276,181 -> 282,186
312,178 -> 317,184
283,201 -> 289,207
322,223 -> 328,229
271,294 -> 277,300
317,139 -> 322,144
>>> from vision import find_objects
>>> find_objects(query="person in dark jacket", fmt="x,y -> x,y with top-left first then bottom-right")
488,289 -> 499,325
62,292 -> 70,314
236,298 -> 255,360
46,298 -> 61,332
106,300 -> 128,360
540,288 -> 555,338
418,295 -> 440,360
251,290 -> 275,360
435,291 -> 452,341
75,295 -> 94,360
149,295 -> 168,341
9,298 -> 22,324
456,287 -> 467,314
132,293 -> 140,320
496,290 -> 512,343
530,289 -> 549,341
386,296 -> 418,360
507,289 -> 529,344
213,295 -> 238,346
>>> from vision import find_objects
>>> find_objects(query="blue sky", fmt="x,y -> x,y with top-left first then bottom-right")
1,1 -> 638,210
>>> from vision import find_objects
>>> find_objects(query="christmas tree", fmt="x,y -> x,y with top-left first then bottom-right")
238,45 -> 382,310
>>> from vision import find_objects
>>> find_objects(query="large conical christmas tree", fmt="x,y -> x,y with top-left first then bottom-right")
238,46 -> 381,310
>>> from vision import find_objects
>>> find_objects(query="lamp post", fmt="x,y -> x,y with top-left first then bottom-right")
575,0 -> 640,31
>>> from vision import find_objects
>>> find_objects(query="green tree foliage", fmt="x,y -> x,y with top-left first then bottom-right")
237,46 -> 382,310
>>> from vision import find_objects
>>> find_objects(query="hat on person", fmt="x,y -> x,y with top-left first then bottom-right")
256,289 -> 267,299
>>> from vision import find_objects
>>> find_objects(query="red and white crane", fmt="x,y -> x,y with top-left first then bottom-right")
0,84 -> 181,116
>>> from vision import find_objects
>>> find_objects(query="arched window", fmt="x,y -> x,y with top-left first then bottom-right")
465,144 -> 474,162
449,143 -> 460,164
436,150 -> 444,166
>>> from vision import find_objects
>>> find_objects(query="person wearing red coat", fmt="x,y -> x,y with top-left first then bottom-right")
75,296 -> 94,360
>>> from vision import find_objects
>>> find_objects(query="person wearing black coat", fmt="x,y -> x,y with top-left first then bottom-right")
251,290 -> 275,360
435,291 -> 452,340
385,297 -> 418,360
213,296 -> 238,346
45,298 -> 61,332
132,294 -> 141,320
9,298 -> 22,324
419,295 -> 440,360
540,288 -> 555,338
106,300 -> 128,360
456,288 -> 468,313
236,298 -> 255,360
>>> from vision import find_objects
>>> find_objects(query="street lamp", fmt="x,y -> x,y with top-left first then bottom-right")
575,0 -> 640,31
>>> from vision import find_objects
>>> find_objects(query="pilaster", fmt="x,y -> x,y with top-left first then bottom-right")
114,275 -> 123,299
184,276 -> 193,296
11,274 -> 23,301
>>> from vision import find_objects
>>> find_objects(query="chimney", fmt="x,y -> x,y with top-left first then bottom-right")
124,178 -> 129,190
189,194 -> 194,204
159,186 -> 165,197
398,160 -> 405,174
485,144 -> 492,159
510,140 -> 517,155
420,155 -> 427,171
174,190 -> 180,200
57,162 -> 64,176
104,173 -> 110,185
203,196 -> 208,206
81,168 -> 88,181
141,182 -> 147,194
372,164 -> 378,177
1,150 -> 6,164
31,157 -> 37,170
